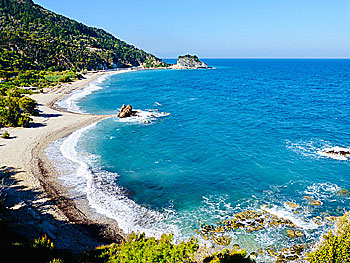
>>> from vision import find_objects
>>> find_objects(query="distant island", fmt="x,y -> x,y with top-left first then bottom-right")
170,55 -> 210,69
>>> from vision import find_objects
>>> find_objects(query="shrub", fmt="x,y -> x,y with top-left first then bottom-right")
32,234 -> 55,251
307,213 -> 350,263
81,232 -> 199,263
49,259 -> 64,263
203,248 -> 255,263
1,131 -> 10,139
18,96 -> 38,115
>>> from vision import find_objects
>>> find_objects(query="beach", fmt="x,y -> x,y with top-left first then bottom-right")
0,71 -> 125,252
1,60 -> 349,260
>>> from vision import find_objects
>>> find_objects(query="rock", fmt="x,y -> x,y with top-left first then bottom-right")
117,104 -> 137,118
310,200 -> 322,206
266,247 -> 278,257
212,235 -> 231,246
323,148 -> 350,156
313,218 -> 323,226
286,229 -> 296,238
275,244 -> 306,262
303,196 -> 314,200
285,202 -> 300,208
39,222 -> 57,239
338,189 -> 350,195
170,55 -> 210,69
195,209 -> 298,244
249,252 -> 258,259
232,244 -> 241,250
295,230 -> 303,237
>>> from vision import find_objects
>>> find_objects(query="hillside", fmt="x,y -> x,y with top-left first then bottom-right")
0,0 -> 163,71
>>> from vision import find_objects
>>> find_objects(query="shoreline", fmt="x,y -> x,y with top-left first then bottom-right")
0,71 -> 126,252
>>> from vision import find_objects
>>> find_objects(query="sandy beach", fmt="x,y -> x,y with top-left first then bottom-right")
0,71 -> 125,252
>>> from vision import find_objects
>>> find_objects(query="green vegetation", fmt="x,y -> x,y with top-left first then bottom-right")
307,213 -> 350,263
143,57 -> 169,68
203,248 -> 254,263
0,69 -> 83,128
81,232 -> 199,263
0,69 -> 82,89
0,89 -> 38,127
178,54 -> 200,62
0,0 -> 162,71
1,130 -> 10,138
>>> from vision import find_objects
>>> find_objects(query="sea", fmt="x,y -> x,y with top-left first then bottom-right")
47,59 -> 350,261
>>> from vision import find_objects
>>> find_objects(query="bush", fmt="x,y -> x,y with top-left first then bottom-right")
1,131 -> 10,139
307,213 -> 350,263
81,232 -> 199,263
32,234 -> 55,251
18,96 -> 38,115
203,248 -> 255,263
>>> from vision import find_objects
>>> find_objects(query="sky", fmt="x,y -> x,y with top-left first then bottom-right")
34,0 -> 350,59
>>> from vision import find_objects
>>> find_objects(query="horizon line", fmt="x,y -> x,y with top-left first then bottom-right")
163,57 -> 350,60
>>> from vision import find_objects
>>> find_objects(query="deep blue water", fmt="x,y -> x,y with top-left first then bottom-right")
53,59 -> 350,256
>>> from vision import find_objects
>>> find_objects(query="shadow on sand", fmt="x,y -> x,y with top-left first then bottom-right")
0,166 -> 123,262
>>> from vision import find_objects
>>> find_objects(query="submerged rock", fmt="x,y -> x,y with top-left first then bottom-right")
275,244 -> 306,263
286,229 -> 303,238
286,229 -> 296,238
338,189 -> 350,195
309,200 -> 322,206
212,235 -> 232,246
285,202 -> 300,208
195,209 -> 298,245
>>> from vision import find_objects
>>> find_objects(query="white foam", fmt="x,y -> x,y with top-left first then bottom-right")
265,205 -> 319,230
305,182 -> 341,200
54,123 -> 179,238
318,146 -> 350,160
117,109 -> 170,125
286,139 -> 350,161
57,71 -> 126,113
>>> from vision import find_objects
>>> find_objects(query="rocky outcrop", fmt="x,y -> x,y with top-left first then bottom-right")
117,104 -> 137,118
323,148 -> 350,157
170,55 -> 210,69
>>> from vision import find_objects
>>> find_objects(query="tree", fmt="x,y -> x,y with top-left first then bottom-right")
18,96 -> 38,115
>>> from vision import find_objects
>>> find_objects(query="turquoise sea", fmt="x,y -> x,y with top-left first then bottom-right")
49,59 -> 350,260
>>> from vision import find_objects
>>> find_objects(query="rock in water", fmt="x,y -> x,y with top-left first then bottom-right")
117,104 -> 136,118
170,55 -> 210,69
322,147 -> 350,157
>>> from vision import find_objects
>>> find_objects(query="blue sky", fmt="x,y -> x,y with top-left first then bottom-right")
34,0 -> 350,58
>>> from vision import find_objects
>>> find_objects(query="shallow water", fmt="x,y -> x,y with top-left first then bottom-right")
48,59 -> 350,259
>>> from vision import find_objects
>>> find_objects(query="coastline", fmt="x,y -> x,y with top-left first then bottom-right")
0,71 -> 126,252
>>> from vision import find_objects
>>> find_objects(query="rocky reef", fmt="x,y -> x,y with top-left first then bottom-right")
170,55 -> 210,69
195,210 -> 297,244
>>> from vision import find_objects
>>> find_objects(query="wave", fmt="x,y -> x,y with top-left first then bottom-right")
47,122 -> 179,238
286,139 -> 350,161
318,146 -> 350,161
57,73 -> 111,113
116,109 -> 170,125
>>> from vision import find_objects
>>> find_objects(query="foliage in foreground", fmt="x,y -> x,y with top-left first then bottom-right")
81,232 -> 199,263
307,212 -> 350,263
203,248 -> 254,263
